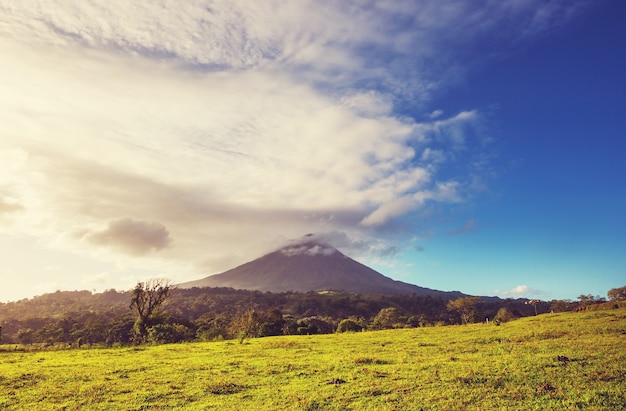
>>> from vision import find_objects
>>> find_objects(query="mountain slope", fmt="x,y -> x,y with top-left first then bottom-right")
179,240 -> 465,298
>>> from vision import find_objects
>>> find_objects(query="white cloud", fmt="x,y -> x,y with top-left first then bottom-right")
340,91 -> 394,118
360,197 -> 417,227
428,109 -> 444,119
421,148 -> 446,164
1,1 -> 585,95
280,244 -> 337,257
431,110 -> 479,149
0,39 -> 475,262
0,1 -> 591,299
496,285 -> 546,298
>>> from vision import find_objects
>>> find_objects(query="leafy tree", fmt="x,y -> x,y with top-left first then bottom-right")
259,308 -> 285,337
78,316 -> 108,345
106,314 -> 136,346
194,312 -> 233,341
370,307 -> 404,330
16,328 -> 34,345
230,310 -> 262,340
577,294 -> 606,310
608,286 -> 626,302
130,279 -> 173,343
293,317 -> 334,335
147,323 -> 194,344
336,318 -> 364,333
35,321 -> 66,345
550,299 -> 574,313
446,297 -> 480,324
494,307 -> 514,324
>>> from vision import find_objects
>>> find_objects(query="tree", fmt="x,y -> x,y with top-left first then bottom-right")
106,314 -> 136,346
446,297 -> 479,325
494,307 -> 514,324
259,308 -> 285,337
16,328 -> 34,345
293,317 -> 334,335
194,312 -> 233,341
577,294 -> 605,310
336,318 -> 364,333
130,279 -> 172,343
230,310 -> 262,340
370,307 -> 404,330
550,299 -> 574,313
608,286 -> 626,302
525,299 -> 541,315
147,323 -> 194,344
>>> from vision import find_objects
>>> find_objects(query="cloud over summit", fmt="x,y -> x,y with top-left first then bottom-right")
0,0 -> 593,291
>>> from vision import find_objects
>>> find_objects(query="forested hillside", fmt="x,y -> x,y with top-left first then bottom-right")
1,285 -> 623,346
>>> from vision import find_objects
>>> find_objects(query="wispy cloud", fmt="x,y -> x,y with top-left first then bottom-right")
0,1 -> 591,286
0,197 -> 23,215
447,219 -> 478,236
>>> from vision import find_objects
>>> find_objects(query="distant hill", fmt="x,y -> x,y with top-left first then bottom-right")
178,237 -> 465,298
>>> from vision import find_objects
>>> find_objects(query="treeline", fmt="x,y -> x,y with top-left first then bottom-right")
1,285 -> 624,347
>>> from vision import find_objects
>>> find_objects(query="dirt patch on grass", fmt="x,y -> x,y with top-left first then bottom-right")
207,381 -> 248,395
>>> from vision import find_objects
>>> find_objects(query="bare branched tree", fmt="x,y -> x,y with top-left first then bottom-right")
130,279 -> 173,343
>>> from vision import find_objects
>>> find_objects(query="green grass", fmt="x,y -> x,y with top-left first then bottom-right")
1,309 -> 625,410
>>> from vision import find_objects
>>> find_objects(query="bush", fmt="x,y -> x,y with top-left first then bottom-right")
293,317 -> 334,335
336,319 -> 363,333
370,307 -> 405,330
494,307 -> 514,324
147,323 -> 195,344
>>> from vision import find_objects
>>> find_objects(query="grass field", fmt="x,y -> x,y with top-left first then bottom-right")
1,308 -> 625,410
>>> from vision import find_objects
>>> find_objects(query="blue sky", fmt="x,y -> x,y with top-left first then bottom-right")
372,1 -> 626,299
1,1 -> 624,302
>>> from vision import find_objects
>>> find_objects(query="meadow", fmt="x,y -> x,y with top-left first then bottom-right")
1,308 -> 625,410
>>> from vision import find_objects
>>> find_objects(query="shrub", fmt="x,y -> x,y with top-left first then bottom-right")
370,307 -> 405,330
147,323 -> 195,344
494,307 -> 514,324
336,319 -> 363,333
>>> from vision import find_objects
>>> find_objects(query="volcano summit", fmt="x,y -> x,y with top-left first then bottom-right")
179,237 -> 464,298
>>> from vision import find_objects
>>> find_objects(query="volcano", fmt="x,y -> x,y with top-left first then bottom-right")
178,238 -> 465,298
